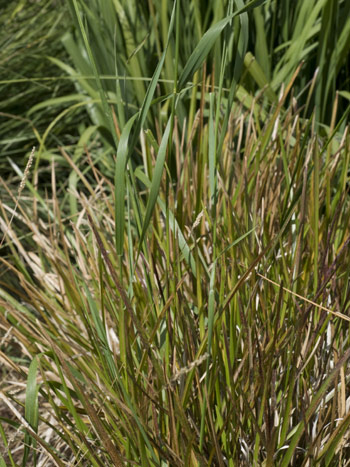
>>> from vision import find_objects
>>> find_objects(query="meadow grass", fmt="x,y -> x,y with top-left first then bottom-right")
1,0 -> 350,465
1,86 -> 350,465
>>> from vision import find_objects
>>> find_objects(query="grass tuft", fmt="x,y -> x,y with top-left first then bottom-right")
1,90 -> 350,464
1,1 -> 350,465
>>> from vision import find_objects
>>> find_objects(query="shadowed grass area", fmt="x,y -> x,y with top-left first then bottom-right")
0,0 -> 82,162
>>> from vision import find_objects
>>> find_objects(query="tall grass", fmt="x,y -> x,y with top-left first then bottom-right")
57,0 -> 350,139
1,0 -> 350,465
1,85 -> 350,465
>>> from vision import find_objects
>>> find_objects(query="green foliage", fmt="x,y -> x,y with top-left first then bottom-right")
0,0 -> 78,161
1,85 -> 350,464
1,0 -> 350,465
250,0 -> 350,124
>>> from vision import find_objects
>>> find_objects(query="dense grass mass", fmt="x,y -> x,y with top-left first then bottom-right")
1,0 -> 350,465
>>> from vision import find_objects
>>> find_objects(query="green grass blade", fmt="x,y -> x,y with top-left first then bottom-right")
0,421 -> 16,467
137,117 -> 172,254
69,0 -> 118,150
129,0 -> 177,154
23,355 -> 40,466
115,113 -> 138,255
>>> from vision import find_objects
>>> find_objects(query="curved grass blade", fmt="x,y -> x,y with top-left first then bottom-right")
28,94 -> 90,115
178,0 -> 265,90
114,1 -> 177,256
134,167 -> 206,278
115,113 -> 138,255
316,409 -> 350,466
137,117 -> 172,255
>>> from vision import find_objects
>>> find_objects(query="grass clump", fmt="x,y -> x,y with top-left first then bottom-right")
1,0 -> 350,465
1,90 -> 350,465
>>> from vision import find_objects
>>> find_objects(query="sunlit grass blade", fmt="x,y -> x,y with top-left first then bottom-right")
115,114 -> 138,255
137,117 -> 172,254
